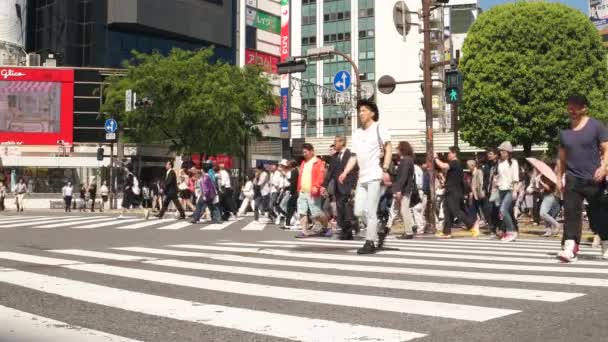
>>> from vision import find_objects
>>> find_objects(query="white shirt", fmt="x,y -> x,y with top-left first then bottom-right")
352,121 -> 391,183
497,159 -> 519,191
100,185 -> 109,196
270,170 -> 283,193
414,164 -> 423,190
257,171 -> 271,196
242,180 -> 254,198
62,185 -> 73,197
218,169 -> 231,188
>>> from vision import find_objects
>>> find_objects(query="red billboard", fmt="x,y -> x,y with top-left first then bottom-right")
0,67 -> 74,145
245,49 -> 279,74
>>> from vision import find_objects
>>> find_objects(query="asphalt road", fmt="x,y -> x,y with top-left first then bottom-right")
0,211 -> 607,342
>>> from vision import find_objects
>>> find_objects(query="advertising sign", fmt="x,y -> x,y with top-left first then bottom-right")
245,49 -> 279,74
279,0 -> 290,136
246,7 -> 281,34
0,67 -> 74,145
590,0 -> 608,30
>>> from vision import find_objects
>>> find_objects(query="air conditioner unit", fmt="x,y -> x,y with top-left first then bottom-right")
27,53 -> 41,66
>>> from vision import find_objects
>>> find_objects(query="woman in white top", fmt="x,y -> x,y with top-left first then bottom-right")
100,181 -> 109,212
496,141 -> 520,242
14,177 -> 27,212
238,174 -> 255,216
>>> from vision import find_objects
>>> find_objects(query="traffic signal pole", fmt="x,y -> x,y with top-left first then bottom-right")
422,0 -> 437,232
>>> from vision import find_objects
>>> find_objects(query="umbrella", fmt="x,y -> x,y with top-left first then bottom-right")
526,157 -> 557,184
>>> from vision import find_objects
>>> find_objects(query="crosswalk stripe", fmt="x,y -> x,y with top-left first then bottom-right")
156,221 -> 192,230
0,305 -> 142,342
448,238 -> 563,245
0,252 -> 519,321
77,218 -> 142,229
0,216 -> 71,226
106,247 -> 608,287
0,267 -> 424,342
34,217 -> 117,228
167,245 -> 608,274
240,221 -> 267,231
304,238 -> 561,252
116,220 -> 165,230
1,216 -> 107,228
255,240 -> 602,265
259,240 -> 557,257
393,239 -> 560,249
200,221 -> 233,230
51,249 -> 157,262
47,249 -> 585,303
0,215 -> 44,223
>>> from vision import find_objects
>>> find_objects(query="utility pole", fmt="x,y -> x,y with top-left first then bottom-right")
422,0 -> 437,232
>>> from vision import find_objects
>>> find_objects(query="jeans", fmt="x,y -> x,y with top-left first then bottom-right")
192,196 -> 220,223
254,195 -> 269,221
563,175 -> 608,243
354,180 -> 383,242
498,190 -> 515,232
539,193 -> 560,230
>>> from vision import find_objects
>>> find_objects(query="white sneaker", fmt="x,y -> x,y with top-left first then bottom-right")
501,232 -> 517,242
144,209 -> 150,220
592,234 -> 601,248
601,241 -> 608,260
541,230 -> 552,237
558,240 -> 579,263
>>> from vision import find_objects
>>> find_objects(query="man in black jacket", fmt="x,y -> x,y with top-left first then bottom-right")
322,136 -> 357,240
155,160 -> 186,219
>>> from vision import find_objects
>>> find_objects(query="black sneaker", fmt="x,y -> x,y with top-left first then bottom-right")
339,233 -> 354,240
357,240 -> 376,255
397,234 -> 414,240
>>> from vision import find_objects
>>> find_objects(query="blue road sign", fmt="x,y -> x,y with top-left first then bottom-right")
333,70 -> 351,93
104,118 -> 118,133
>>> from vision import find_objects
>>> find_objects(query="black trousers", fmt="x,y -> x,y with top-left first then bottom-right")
336,192 -> 355,236
220,188 -> 237,219
0,196 -> 4,211
443,191 -> 476,235
254,195 -> 269,221
563,175 -> 608,243
64,196 -> 72,212
285,193 -> 298,226
532,192 -> 542,224
158,195 -> 185,218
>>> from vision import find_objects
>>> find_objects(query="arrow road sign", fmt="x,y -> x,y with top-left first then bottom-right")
104,118 -> 118,133
333,70 -> 351,93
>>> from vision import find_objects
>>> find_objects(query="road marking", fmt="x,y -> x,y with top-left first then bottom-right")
240,221 -> 267,231
157,221 -> 192,230
168,245 -> 608,275
1,216 -> 107,228
200,221 -> 233,230
0,252 -> 519,321
109,247 -> 608,287
0,267 -> 424,342
0,304 -> 141,342
47,249 -> 584,302
35,217 -> 117,228
51,249 -> 159,262
116,220 -> 165,230
0,215 -> 45,223
77,218 -> 142,229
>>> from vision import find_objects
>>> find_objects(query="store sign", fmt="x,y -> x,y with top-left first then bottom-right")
279,0 -> 290,136
246,49 -> 279,74
591,0 -> 608,30
246,7 -> 281,34
0,69 -> 26,79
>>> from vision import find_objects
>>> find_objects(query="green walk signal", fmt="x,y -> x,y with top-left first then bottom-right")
446,87 -> 461,104
449,89 -> 458,102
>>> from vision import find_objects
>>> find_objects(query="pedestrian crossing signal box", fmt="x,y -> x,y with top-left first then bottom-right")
445,69 -> 463,104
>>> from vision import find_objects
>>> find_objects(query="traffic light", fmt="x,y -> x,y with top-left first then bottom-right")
277,58 -> 307,74
445,69 -> 463,104
96,147 -> 104,161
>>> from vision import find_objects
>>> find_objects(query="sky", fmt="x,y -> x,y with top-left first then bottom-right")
479,0 -> 588,14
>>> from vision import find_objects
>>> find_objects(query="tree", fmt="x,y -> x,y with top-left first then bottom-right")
459,2 -> 608,155
101,48 -> 276,155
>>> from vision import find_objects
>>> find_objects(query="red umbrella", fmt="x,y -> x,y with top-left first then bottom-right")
526,158 -> 557,184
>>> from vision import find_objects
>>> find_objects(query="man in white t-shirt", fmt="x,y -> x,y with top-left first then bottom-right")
339,100 -> 392,254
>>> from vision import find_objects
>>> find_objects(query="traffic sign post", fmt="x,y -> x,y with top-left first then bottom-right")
333,70 -> 351,93
104,118 -> 118,141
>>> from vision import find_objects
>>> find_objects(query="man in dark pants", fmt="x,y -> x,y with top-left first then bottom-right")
434,146 -> 480,238
322,136 -> 357,240
155,160 -> 186,220
283,160 -> 299,229
557,94 -> 608,262
481,148 -> 499,234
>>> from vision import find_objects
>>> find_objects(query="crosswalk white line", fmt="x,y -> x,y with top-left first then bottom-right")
34,217 -> 117,228
1,216 -> 108,228
218,242 -> 300,248
0,216 -> 71,226
449,238 -> 563,245
156,221 -> 193,230
240,221 -> 267,231
0,215 -> 44,223
0,252 -> 519,321
0,267 -> 423,342
167,245 -> 608,274
110,247 -> 608,287
116,220 -> 166,230
0,305 -> 141,342
77,218 -> 143,229
200,221 -> 233,230
47,249 -> 585,303
255,240 -> 603,265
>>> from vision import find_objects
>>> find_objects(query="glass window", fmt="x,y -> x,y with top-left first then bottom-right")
451,8 -> 476,34
337,12 -> 344,20
324,34 -> 329,42
330,34 -> 337,41
359,30 -> 366,38
345,11 -> 351,19
310,36 -> 316,45
302,37 -> 309,45
345,32 -> 351,40
337,33 -> 344,41
324,14 -> 330,21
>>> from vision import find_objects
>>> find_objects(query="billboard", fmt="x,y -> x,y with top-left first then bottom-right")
0,68 -> 74,145
246,7 -> 281,34
279,0 -> 290,136
590,0 -> 608,30
245,49 -> 280,74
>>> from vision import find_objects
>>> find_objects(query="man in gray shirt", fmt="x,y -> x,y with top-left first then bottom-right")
557,94 -> 608,263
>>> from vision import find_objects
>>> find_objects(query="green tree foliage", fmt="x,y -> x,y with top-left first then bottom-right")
459,2 -> 608,155
101,48 -> 276,155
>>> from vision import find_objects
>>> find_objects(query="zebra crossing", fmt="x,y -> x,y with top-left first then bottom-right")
0,236 -> 605,341
0,214 -> 275,231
